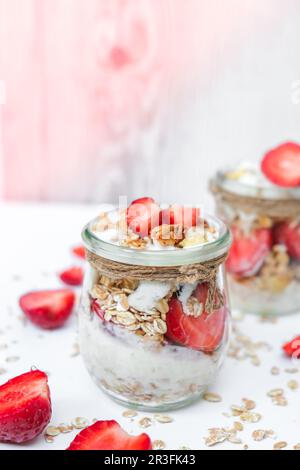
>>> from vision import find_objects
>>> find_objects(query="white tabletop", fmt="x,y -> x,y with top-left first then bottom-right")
1,202 -> 300,451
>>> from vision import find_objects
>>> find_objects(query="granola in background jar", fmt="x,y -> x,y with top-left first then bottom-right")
79,198 -> 232,411
210,142 -> 300,316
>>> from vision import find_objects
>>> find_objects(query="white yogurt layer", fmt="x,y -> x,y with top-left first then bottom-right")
79,307 -> 226,407
221,162 -> 300,200
128,281 -> 172,312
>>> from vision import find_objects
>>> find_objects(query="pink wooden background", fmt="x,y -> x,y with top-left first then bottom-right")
0,0 -> 298,203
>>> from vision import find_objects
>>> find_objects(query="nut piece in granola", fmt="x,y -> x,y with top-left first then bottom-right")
150,224 -> 184,247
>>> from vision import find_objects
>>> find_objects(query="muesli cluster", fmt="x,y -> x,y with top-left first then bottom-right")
79,198 -> 231,410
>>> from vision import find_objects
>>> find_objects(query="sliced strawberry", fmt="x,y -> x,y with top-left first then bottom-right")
67,420 -> 152,450
166,283 -> 227,352
59,266 -> 84,286
160,204 -> 200,228
226,226 -> 272,277
273,222 -> 300,261
0,370 -> 51,443
72,245 -> 86,259
19,289 -> 75,329
261,142 -> 300,187
127,197 -> 160,237
91,299 -> 105,320
282,336 -> 300,358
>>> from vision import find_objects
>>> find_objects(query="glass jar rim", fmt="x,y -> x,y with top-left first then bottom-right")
214,170 -> 300,201
82,211 -> 231,267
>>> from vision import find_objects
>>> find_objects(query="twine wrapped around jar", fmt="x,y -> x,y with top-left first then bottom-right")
86,249 -> 228,314
210,181 -> 300,220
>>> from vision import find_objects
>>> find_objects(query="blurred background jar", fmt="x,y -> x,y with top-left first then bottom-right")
210,166 -> 300,315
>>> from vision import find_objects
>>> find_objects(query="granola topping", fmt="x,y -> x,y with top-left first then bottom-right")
90,203 -> 219,251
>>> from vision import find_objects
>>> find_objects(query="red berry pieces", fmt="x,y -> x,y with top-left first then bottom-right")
19,289 -> 75,329
160,205 -> 200,228
273,222 -> 300,261
0,370 -> 51,443
261,142 -> 300,187
127,197 -> 160,237
282,336 -> 300,358
166,283 -> 226,352
226,227 -> 272,277
67,420 -> 152,450
72,245 -> 86,259
59,266 -> 84,286
91,299 -> 105,320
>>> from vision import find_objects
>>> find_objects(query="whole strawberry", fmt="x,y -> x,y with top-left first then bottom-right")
0,370 -> 51,443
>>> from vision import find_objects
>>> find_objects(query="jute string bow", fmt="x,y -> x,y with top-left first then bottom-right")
86,249 -> 228,314
210,181 -> 300,220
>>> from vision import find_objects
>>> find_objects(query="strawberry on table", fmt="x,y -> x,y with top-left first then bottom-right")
72,245 -> 86,259
282,335 -> 300,358
261,142 -> 300,187
59,266 -> 84,286
273,221 -> 300,261
0,370 -> 51,443
19,289 -> 75,329
160,204 -> 200,228
67,420 -> 152,450
226,226 -> 272,277
166,283 -> 227,352
127,197 -> 160,237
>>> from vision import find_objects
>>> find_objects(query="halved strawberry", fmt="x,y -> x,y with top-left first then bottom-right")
19,289 -> 75,329
166,283 -> 227,352
273,222 -> 300,261
282,335 -> 300,358
226,226 -> 272,277
91,299 -> 105,320
127,197 -> 160,237
0,370 -> 51,443
72,245 -> 86,259
59,266 -> 84,286
261,142 -> 300,187
160,204 -> 200,228
67,420 -> 152,450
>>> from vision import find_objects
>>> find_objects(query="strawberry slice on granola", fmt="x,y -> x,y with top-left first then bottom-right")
261,142 -> 300,187
160,204 -> 200,228
127,197 -> 160,237
67,420 -> 152,450
226,226 -> 272,277
166,283 -> 226,352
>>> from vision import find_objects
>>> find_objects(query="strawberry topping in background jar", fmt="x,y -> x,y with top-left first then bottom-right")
79,198 -> 231,411
211,142 -> 300,316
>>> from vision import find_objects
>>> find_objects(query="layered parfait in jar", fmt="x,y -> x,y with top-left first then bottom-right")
211,142 -> 300,316
80,198 -> 232,411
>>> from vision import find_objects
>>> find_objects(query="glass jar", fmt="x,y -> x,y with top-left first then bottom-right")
211,170 -> 300,316
79,211 -> 231,411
